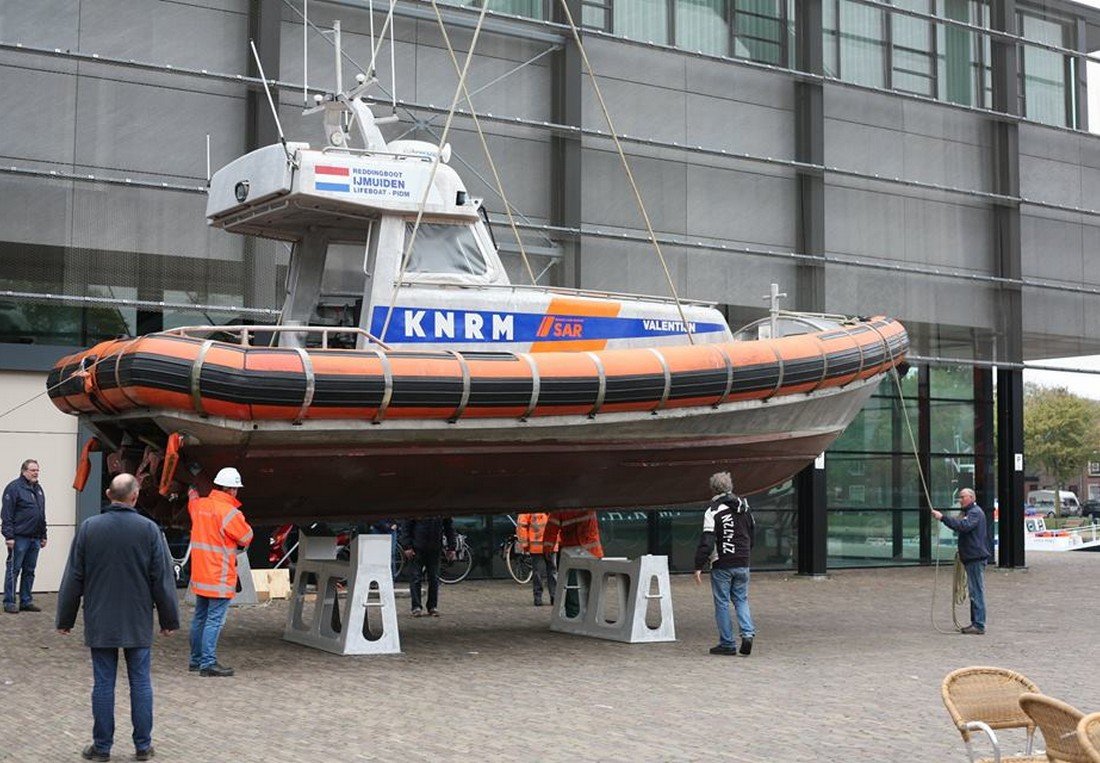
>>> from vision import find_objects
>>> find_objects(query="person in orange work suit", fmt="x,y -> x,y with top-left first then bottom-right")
542,510 -> 603,617
187,467 -> 253,677
517,512 -> 559,607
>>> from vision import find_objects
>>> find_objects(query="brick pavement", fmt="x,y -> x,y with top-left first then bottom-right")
1,551 -> 1098,762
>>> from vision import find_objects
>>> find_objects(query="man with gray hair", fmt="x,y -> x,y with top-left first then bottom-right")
931,488 -> 991,635
57,473 -> 180,762
693,471 -> 756,656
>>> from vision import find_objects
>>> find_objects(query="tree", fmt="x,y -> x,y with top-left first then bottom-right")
1024,385 -> 1100,516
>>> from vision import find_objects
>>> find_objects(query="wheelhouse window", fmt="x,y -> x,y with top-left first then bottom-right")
404,223 -> 489,277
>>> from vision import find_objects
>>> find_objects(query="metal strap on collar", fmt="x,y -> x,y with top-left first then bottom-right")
113,339 -> 142,408
808,333 -> 830,393
584,351 -> 607,418
292,347 -> 314,424
864,320 -> 896,374
646,347 -> 671,413
448,350 -> 471,423
763,341 -> 785,401
714,344 -> 734,408
372,347 -> 393,424
517,352 -> 540,421
191,340 -> 215,416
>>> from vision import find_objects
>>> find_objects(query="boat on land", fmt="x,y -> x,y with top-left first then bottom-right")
46,37 -> 908,524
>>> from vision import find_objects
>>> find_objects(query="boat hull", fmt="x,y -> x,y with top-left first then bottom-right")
82,375 -> 878,522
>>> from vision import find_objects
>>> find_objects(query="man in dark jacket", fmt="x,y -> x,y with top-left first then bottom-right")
694,471 -> 756,656
2,459 -> 47,613
932,488 -> 990,635
57,473 -> 180,762
399,517 -> 456,617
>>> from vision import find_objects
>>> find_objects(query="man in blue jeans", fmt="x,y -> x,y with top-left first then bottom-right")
57,473 -> 180,762
2,459 -> 48,614
932,488 -> 991,635
694,471 -> 756,656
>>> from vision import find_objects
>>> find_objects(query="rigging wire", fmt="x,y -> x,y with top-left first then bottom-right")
888,365 -> 968,634
553,0 -> 695,344
427,0 -> 537,285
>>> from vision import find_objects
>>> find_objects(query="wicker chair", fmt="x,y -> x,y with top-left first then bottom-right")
1074,711 -> 1100,763
1018,693 -> 1089,762
941,666 -> 1046,763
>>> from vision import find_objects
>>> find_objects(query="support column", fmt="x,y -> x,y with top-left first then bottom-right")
919,365 -> 932,563
551,0 -> 583,289
794,0 -> 828,576
990,0 -> 1026,568
997,369 -> 1026,567
796,457 -> 827,576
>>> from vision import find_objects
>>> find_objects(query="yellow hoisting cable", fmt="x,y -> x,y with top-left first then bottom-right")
428,0 -> 538,286
888,366 -> 968,634
553,0 -> 695,344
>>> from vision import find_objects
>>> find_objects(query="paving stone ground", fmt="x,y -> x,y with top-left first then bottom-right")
1,550 -> 1097,762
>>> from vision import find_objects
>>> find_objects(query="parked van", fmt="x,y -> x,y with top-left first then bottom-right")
1026,490 -> 1081,516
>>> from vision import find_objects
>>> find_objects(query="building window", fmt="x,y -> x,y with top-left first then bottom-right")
825,0 -> 999,111
1017,10 -> 1076,128
614,0 -> 671,44
676,0 -> 730,55
603,0 -> 789,64
936,0 -> 990,107
1088,461 -> 1100,477
733,0 -> 785,65
891,0 -> 935,96
838,0 -> 887,87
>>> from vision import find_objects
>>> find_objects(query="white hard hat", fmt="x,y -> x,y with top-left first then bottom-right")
213,467 -> 243,488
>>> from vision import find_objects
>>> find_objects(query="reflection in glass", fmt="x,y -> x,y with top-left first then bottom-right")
614,0 -> 670,43
676,0 -> 729,56
839,0 -> 885,87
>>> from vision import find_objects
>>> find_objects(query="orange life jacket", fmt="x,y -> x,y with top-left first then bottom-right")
188,489 -> 254,599
542,510 -> 603,557
517,513 -> 558,555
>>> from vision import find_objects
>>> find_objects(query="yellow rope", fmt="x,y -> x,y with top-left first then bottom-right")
889,366 -> 968,634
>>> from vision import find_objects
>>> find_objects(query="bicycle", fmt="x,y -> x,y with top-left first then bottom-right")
393,531 -> 474,584
499,533 -> 533,584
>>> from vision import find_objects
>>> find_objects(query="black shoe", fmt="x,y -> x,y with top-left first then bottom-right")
135,747 -> 155,761
3,606 -> 16,614
534,599 -> 544,607
960,625 -> 986,635
81,745 -> 110,761
20,603 -> 41,612
739,638 -> 753,656
709,645 -> 738,655
199,663 -> 234,677
188,664 -> 199,672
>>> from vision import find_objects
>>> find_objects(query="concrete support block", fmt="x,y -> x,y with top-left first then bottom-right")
549,550 -> 676,643
283,534 -> 400,655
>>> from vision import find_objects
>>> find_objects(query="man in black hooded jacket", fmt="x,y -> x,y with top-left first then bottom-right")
694,471 -> 756,656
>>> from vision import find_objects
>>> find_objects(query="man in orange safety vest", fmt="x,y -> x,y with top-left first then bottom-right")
187,467 -> 253,677
516,512 -> 559,607
542,510 -> 603,617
